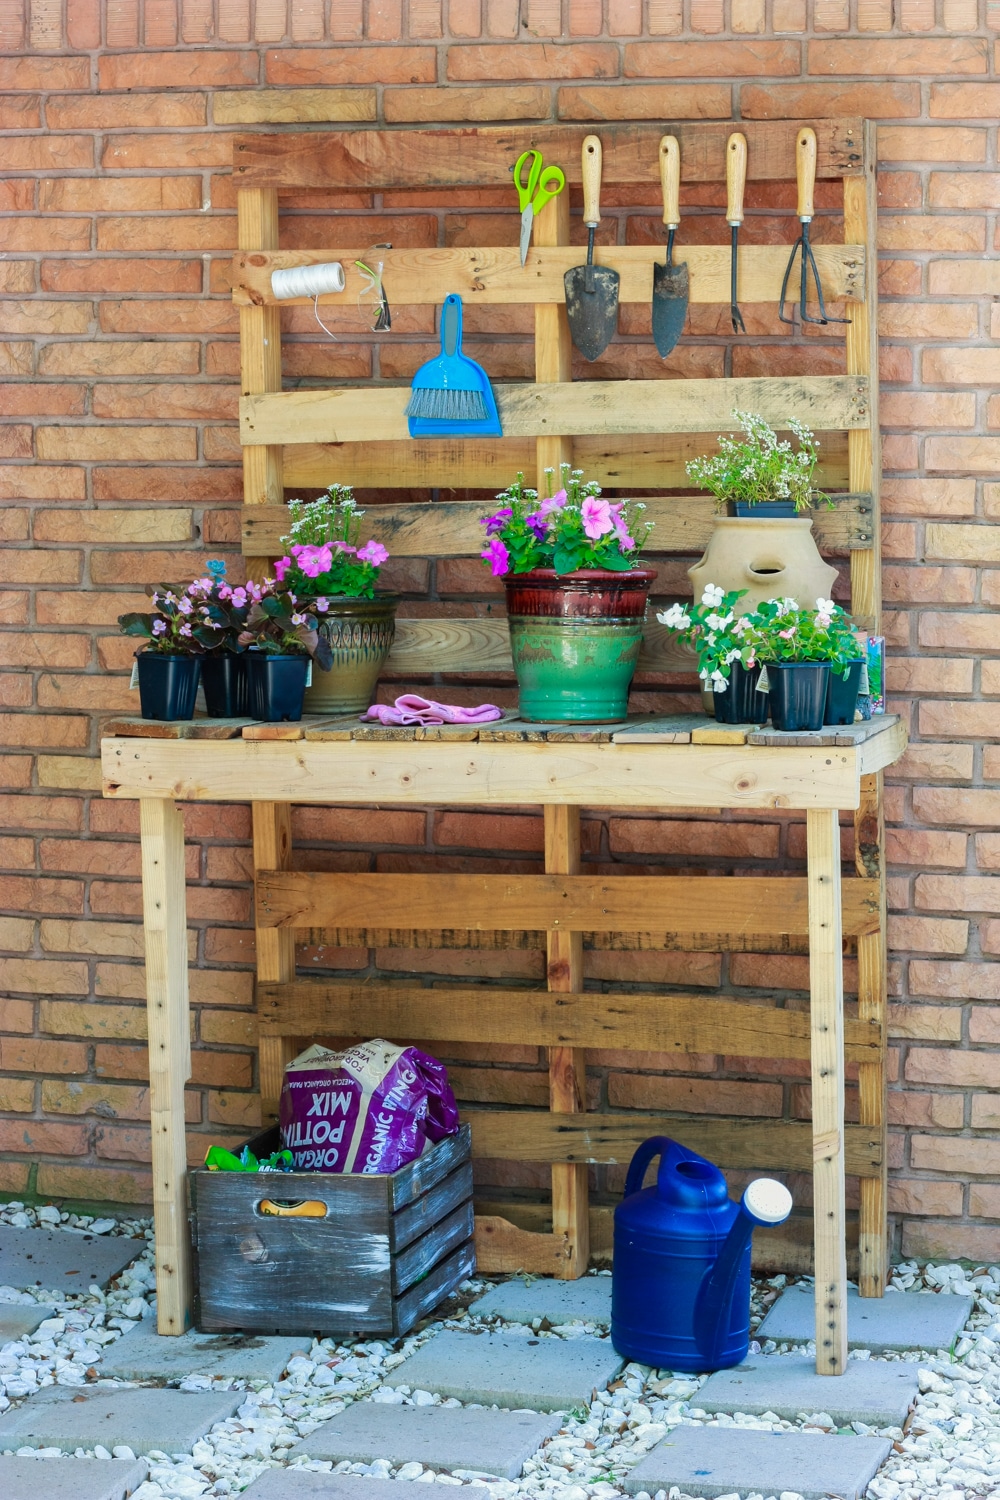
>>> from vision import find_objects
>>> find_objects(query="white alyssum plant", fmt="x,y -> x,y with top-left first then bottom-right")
686,410 -> 823,513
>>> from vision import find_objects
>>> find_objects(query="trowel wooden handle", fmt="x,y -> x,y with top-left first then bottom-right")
660,135 -> 680,230
796,126 -> 817,222
726,131 -> 747,227
582,134 -> 602,229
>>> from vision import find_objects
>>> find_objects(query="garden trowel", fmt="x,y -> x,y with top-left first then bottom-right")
652,134 -> 688,357
564,134 -> 619,362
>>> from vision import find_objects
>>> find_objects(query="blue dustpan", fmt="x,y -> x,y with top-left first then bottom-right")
405,294 -> 502,438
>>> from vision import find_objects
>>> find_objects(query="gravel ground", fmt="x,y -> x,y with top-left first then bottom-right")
0,1199 -> 996,1500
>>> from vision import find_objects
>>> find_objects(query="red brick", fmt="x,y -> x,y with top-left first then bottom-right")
885,830 -> 967,868
0,1033 -> 88,1068
385,85 -> 548,122
98,50 -> 258,89
0,874 -> 83,915
910,1135 -> 1000,1174
890,742 -> 974,781
810,37 -> 987,73
267,47 -> 435,84
36,1164 -> 152,1204
41,258 -> 202,296
558,84 -> 731,119
5,136 -> 93,171
889,1091 -> 964,1129
889,1179 -> 963,1217
93,383 -> 236,421
40,176 -> 202,212
48,94 -> 207,130
451,42 -> 619,78
0,794 -> 82,832
0,1120 -> 88,1155
930,81 -> 1000,115
0,714 -> 87,749
102,134 -> 236,171
100,299 -> 237,336
741,81 -> 920,117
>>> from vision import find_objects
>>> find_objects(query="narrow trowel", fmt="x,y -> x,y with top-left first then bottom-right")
564,134 -> 619,362
652,134 -> 689,358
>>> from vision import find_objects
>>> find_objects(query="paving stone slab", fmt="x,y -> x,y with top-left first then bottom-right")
625,1425 -> 892,1500
290,1399 -> 563,1478
472,1275 -> 612,1327
757,1283 -> 975,1353
0,1227 -> 140,1295
696,1354 -> 920,1427
391,1328 -> 622,1412
0,1303 -> 57,1344
0,1455 -> 148,1500
0,1384 -> 243,1454
97,1325 -> 305,1382
242,1473 -> 490,1499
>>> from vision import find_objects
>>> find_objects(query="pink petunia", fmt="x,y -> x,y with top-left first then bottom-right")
357,540 -> 389,566
581,496 -> 613,540
273,557 -> 291,583
294,543 -> 334,579
538,489 -> 567,517
481,537 -> 510,577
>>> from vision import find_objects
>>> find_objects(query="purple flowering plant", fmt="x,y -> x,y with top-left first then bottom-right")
275,486 -> 389,601
118,560 -> 255,656
478,465 -> 652,578
237,579 -> 334,667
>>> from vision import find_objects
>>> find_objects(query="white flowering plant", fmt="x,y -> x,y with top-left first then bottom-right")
657,584 -> 761,693
685,410 -> 824,513
276,486 -> 389,600
752,596 -> 863,675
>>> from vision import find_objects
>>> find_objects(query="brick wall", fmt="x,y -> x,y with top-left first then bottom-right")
0,0 -> 997,1263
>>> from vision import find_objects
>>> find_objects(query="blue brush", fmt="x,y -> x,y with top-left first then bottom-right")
405,294 -> 502,437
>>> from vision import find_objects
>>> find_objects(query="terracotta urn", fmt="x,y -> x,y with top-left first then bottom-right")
688,516 -> 837,615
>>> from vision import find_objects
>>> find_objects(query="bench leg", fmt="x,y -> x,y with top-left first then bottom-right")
807,807 -> 848,1375
140,797 -> 193,1335
254,802 -> 297,1122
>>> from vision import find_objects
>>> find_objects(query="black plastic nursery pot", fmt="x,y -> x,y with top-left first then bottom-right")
713,660 -> 769,724
201,652 -> 248,717
247,653 -> 309,722
768,661 -> 831,732
824,658 -> 864,726
137,652 -> 200,721
729,499 -> 799,518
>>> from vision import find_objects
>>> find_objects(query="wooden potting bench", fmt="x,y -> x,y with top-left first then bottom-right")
101,119 -> 902,1376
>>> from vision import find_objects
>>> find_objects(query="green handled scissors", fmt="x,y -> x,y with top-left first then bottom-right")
514,149 -> 566,265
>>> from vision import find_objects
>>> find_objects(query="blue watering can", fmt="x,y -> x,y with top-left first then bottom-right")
611,1136 -> 792,1372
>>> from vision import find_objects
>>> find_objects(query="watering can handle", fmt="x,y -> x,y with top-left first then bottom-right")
623,1136 -> 703,1198
441,294 -> 463,358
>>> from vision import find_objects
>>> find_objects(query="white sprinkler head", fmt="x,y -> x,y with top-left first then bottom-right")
743,1177 -> 793,1226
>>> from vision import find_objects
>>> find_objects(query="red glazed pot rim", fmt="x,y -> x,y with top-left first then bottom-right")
502,567 -> 658,586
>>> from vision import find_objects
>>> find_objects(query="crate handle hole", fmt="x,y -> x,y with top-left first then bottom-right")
257,1198 -> 328,1218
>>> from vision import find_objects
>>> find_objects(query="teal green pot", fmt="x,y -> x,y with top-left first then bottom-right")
504,568 -> 656,723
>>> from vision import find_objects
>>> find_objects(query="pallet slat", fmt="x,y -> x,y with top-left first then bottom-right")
383,615 -> 693,675
254,871 -> 882,937
242,376 -> 871,448
282,432 -> 852,493
232,244 -> 864,309
256,978 -> 882,1063
233,120 -> 864,190
467,1110 -> 882,1173
243,493 -> 874,557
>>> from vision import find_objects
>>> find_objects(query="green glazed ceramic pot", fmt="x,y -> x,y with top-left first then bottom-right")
504,568 -> 656,723
302,594 -> 398,715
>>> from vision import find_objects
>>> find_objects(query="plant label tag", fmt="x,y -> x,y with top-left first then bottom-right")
858,662 -> 870,695
305,662 -> 312,688
755,666 -> 769,692
129,661 -> 139,690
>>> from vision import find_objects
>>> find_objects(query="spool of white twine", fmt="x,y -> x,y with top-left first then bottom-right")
270,261 -> 346,300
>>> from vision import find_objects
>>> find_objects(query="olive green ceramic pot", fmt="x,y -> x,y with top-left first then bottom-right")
302,594 -> 398,715
504,568 -> 656,724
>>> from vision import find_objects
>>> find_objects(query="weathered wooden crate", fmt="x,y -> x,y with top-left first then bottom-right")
191,1123 -> 474,1336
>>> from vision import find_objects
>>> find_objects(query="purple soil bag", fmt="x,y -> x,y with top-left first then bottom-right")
279,1039 -> 461,1174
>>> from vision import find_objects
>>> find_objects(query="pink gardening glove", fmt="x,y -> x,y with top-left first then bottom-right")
362,695 -> 502,726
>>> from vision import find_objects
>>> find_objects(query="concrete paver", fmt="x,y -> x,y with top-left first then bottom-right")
0,1385 -> 242,1455
97,1326 -> 305,1382
696,1353 -> 920,1426
757,1283 -> 975,1353
242,1473 -> 490,1498
0,1227 -> 140,1295
472,1276 -> 611,1327
391,1328 -> 622,1412
0,1304 -> 57,1344
0,1456 -> 148,1500
625,1425 -> 892,1500
289,1399 -> 563,1478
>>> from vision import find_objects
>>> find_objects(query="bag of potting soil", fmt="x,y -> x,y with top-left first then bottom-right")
279,1039 -> 460,1174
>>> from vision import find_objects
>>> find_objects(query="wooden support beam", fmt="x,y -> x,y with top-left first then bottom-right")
807,807 -> 848,1376
254,870 -> 881,937
545,806 -> 589,1279
231,243 -> 865,309
253,803 -> 296,1123
139,798 -> 192,1336
232,120 -> 864,191
238,186 -> 283,590
255,978 -> 883,1063
282,430 -> 852,494
242,376 -> 870,448
533,184 -> 574,494
243,492 -> 875,559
